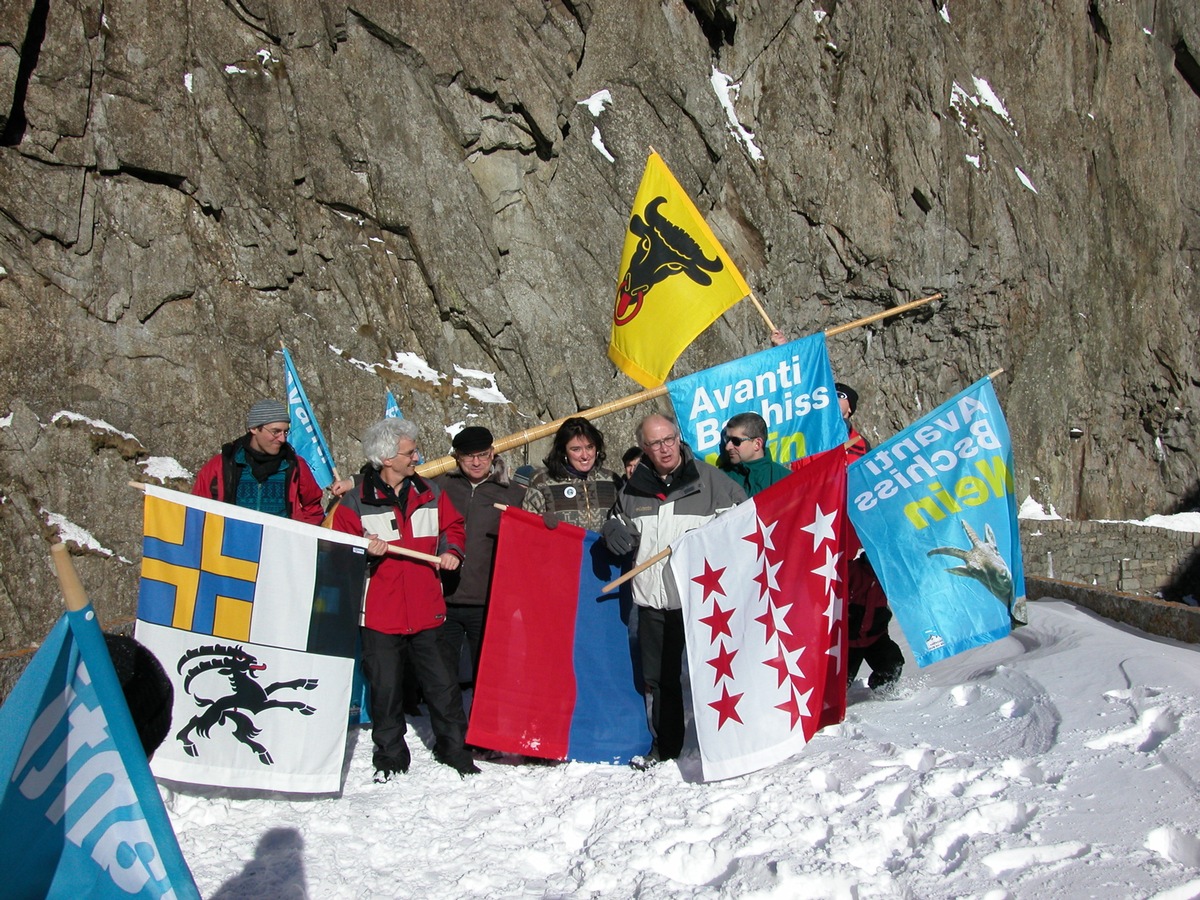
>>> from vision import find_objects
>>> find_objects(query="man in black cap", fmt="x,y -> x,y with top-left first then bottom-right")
836,382 -> 869,460
435,426 -> 527,699
192,398 -> 325,524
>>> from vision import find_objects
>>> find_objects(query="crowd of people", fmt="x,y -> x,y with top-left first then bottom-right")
192,387 -> 903,782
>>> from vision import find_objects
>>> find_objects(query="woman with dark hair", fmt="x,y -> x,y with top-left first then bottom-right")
521,417 -> 620,531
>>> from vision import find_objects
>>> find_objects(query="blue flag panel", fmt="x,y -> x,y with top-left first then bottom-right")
282,347 -> 336,488
847,378 -> 1027,667
666,333 -> 847,466
0,606 -> 200,899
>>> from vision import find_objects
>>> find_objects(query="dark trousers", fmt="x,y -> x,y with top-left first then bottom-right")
847,636 -> 905,689
360,626 -> 467,763
637,606 -> 686,759
437,604 -> 487,688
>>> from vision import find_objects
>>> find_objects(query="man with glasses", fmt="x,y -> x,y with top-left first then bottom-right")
331,417 -> 478,780
603,413 -> 746,769
435,426 -> 526,705
192,398 -> 324,524
717,411 -> 790,497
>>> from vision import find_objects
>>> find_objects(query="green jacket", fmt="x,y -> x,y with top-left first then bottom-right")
720,453 -> 791,497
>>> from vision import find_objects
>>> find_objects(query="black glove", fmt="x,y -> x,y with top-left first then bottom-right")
602,516 -> 638,555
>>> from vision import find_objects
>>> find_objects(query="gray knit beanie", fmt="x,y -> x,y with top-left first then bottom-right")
247,399 -> 289,430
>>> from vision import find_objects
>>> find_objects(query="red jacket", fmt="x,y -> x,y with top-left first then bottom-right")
192,437 -> 325,525
844,427 -> 869,461
332,471 -> 466,635
847,555 -> 893,648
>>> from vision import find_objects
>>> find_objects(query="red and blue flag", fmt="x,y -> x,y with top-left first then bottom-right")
467,508 -> 650,764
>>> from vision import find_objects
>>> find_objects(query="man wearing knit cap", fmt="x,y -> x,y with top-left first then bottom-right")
192,398 -> 325,524
435,425 -> 526,703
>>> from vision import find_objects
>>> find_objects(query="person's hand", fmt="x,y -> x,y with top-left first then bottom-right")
365,534 -> 388,557
329,477 -> 354,497
602,517 -> 638,555
769,329 -> 788,347
438,552 -> 462,571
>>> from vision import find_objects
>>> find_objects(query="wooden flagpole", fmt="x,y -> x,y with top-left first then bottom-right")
416,292 -> 942,477
823,292 -> 941,337
746,291 -> 777,333
127,481 -> 439,565
50,541 -> 90,613
600,546 -> 669,594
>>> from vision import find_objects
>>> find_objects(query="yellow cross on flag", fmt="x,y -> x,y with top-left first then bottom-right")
608,152 -> 751,387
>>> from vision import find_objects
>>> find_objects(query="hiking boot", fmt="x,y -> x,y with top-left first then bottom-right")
372,742 -> 411,782
468,744 -> 504,762
434,747 -> 481,776
630,748 -> 664,771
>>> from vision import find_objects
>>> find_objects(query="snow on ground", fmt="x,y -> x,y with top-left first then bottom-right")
164,600 -> 1200,899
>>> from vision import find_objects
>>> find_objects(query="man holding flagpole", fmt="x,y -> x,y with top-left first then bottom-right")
193,398 -> 325,525
603,413 -> 745,769
331,417 -> 478,780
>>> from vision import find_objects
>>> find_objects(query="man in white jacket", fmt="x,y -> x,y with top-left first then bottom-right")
603,413 -> 746,769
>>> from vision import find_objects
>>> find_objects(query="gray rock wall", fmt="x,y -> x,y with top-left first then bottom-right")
0,0 -> 1197,650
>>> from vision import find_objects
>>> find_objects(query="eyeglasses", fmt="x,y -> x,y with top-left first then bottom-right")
393,447 -> 421,459
261,426 -> 290,438
643,434 -> 678,452
459,450 -> 492,462
723,434 -> 752,447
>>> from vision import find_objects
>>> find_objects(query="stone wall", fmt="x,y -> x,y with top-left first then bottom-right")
1027,576 -> 1200,645
1020,519 -> 1200,600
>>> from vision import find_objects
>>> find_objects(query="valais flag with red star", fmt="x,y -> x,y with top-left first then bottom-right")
669,448 -> 848,781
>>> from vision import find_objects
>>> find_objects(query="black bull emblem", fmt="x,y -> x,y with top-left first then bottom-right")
615,196 -> 725,325
174,643 -> 319,765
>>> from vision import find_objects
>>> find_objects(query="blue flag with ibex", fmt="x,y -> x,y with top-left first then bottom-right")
847,377 -> 1026,667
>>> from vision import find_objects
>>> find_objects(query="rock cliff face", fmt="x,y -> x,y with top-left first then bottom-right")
0,0 -> 1197,650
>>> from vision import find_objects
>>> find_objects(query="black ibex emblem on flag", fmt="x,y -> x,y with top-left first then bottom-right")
175,643 -> 318,765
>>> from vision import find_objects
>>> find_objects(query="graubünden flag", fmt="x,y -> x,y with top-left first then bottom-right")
609,151 -> 751,388
669,448 -> 848,781
135,485 -> 368,793
467,508 -> 650,764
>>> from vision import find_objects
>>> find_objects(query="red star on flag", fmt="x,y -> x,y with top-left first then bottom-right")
767,599 -> 794,638
753,556 -> 782,600
706,641 -> 737,685
708,684 -> 744,728
775,685 -> 814,730
691,559 -> 727,603
741,517 -> 777,559
699,601 -> 735,643
755,606 -> 778,642
762,645 -> 792,688
669,447 -> 849,780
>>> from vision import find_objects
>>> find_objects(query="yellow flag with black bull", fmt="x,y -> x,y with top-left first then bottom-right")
609,151 -> 752,388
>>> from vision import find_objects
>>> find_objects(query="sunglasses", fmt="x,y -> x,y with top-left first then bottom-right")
723,434 -> 752,446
